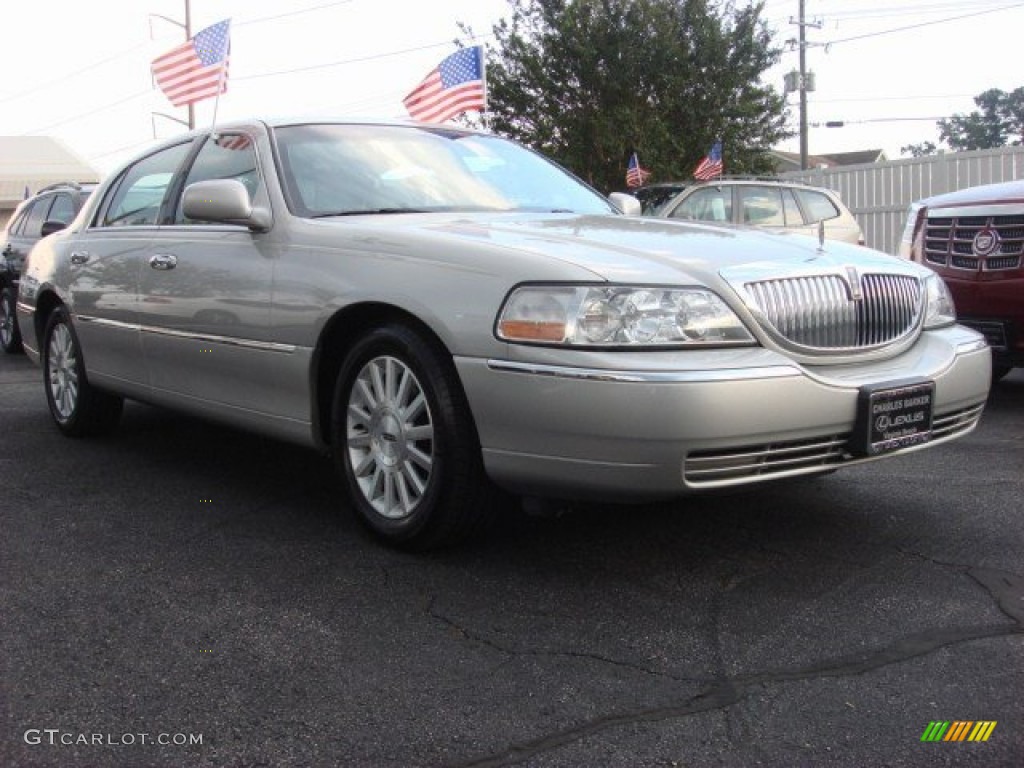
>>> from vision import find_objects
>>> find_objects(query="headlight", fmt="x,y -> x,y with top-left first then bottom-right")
898,202 -> 925,260
496,285 -> 756,347
923,274 -> 955,329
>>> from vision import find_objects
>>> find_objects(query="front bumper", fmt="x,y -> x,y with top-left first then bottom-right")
456,326 -> 991,500
944,274 -> 1024,368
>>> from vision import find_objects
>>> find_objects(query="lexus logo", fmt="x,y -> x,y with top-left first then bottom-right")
972,228 -> 1000,257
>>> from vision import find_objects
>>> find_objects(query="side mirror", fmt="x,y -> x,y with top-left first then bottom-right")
41,220 -> 68,238
182,179 -> 271,232
608,192 -> 642,216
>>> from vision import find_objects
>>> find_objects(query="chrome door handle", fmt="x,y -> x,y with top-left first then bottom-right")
69,251 -> 91,265
149,253 -> 178,270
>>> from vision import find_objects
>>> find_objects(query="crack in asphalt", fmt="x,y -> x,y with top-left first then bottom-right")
448,622 -> 1021,768
427,598 -> 707,685
896,547 -> 1024,626
444,553 -> 1024,768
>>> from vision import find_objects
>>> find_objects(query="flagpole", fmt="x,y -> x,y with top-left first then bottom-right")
209,19 -> 232,132
479,44 -> 489,132
185,0 -> 194,129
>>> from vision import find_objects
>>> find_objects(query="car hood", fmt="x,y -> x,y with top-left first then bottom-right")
328,212 -> 913,285
921,178 -> 1024,208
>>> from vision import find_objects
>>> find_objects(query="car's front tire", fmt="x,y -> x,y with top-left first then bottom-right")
0,284 -> 23,354
992,364 -> 1012,382
331,324 -> 494,550
42,306 -> 123,437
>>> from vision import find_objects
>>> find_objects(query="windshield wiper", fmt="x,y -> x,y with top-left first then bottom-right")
311,208 -> 431,218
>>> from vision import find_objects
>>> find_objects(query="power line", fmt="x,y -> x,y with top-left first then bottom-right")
811,93 -> 974,104
22,90 -> 152,134
235,0 -> 356,27
824,2 -> 1024,46
0,42 -> 150,105
0,0 -> 358,106
235,36 -> 492,82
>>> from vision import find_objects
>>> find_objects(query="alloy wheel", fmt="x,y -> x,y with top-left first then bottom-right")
346,355 -> 434,519
0,291 -> 14,347
47,322 -> 79,421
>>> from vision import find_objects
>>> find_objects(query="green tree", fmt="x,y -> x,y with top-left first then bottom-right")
900,141 -> 937,158
465,0 -> 788,192
937,87 -> 1024,151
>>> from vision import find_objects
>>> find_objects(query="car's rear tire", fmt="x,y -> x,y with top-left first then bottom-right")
331,323 -> 494,550
0,284 -> 23,354
42,306 -> 123,437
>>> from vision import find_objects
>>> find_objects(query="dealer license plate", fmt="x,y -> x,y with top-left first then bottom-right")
852,380 -> 935,456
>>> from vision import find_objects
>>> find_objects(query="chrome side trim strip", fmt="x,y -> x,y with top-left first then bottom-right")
76,315 -> 297,354
486,359 -> 800,383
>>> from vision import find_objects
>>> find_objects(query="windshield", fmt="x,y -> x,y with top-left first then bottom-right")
272,123 -> 615,218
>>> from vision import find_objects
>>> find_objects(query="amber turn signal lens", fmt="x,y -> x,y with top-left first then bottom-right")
497,320 -> 566,342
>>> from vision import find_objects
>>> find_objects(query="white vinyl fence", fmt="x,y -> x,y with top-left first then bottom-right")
780,146 -> 1024,256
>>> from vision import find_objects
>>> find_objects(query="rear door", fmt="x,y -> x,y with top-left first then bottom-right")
3,195 -> 52,279
69,141 -> 195,388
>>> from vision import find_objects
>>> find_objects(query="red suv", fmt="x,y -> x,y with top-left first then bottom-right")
900,179 -> 1024,381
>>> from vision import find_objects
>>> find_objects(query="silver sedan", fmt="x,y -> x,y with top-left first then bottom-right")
17,119 -> 991,549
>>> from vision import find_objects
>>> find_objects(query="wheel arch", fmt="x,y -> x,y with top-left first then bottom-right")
311,302 -> 470,449
31,289 -> 65,352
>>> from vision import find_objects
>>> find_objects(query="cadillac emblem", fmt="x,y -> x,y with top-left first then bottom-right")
972,228 -> 1000,257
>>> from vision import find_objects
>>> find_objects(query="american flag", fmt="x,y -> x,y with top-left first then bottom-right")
214,133 -> 252,151
693,142 -> 723,180
403,46 -> 486,123
152,20 -> 231,108
625,152 -> 651,188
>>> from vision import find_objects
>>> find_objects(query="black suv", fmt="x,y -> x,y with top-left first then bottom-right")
1,182 -> 96,353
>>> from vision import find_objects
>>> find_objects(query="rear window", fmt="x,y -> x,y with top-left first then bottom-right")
796,189 -> 840,222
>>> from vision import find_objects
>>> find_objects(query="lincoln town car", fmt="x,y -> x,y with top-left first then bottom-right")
17,119 -> 992,549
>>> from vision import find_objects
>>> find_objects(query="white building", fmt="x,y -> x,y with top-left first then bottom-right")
0,136 -> 101,229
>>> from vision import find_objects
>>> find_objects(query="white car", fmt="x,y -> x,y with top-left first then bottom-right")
654,179 -> 865,245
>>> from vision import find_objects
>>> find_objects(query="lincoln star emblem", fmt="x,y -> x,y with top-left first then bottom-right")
972,228 -> 1000,257
844,266 -> 864,301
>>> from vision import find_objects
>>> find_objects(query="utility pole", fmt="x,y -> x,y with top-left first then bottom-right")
150,0 -> 195,129
798,0 -> 808,169
786,0 -> 822,170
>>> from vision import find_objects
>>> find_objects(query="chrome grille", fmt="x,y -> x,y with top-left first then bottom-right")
924,214 -> 1024,270
987,255 -> 1021,270
683,404 -> 984,488
744,273 -> 922,350
685,434 -> 847,486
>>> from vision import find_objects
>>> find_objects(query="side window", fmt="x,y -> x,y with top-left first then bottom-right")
101,142 -> 192,227
782,189 -> 803,226
738,186 -> 785,227
48,193 -> 76,225
8,204 -> 33,237
669,188 -> 732,223
796,189 -> 840,223
22,197 -> 52,238
175,133 -> 261,224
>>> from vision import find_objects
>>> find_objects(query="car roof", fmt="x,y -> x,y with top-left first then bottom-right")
643,177 -> 839,192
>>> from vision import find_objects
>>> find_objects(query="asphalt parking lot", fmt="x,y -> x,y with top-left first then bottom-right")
1,350 -> 1021,768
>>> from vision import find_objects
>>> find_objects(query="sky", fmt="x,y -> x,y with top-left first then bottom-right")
1,0 -> 1021,176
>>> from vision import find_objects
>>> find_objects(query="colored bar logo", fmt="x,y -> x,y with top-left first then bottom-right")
921,721 -> 997,742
